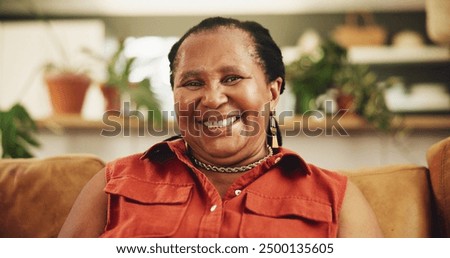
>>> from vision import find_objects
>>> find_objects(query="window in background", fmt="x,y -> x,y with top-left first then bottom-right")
123,36 -> 179,120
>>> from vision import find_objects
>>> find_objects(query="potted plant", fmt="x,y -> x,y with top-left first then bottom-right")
0,103 -> 40,158
286,37 -> 398,132
285,39 -> 347,114
93,40 -> 131,112
84,40 -> 162,122
37,18 -> 93,116
43,64 -> 91,115
333,64 -> 399,132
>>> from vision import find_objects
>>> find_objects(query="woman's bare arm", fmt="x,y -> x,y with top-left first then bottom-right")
58,169 -> 108,237
338,180 -> 383,237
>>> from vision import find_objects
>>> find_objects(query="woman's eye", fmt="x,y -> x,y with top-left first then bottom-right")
183,81 -> 203,88
222,76 -> 242,85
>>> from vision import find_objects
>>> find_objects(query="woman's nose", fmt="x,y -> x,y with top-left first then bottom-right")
200,85 -> 228,108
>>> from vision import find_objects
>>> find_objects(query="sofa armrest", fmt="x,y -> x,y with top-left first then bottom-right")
340,165 -> 433,238
0,154 -> 104,237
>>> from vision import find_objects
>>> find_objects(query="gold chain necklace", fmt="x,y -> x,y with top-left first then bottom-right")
189,145 -> 273,173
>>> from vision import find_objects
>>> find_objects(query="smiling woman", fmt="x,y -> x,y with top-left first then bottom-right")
172,26 -> 280,166
58,17 -> 382,238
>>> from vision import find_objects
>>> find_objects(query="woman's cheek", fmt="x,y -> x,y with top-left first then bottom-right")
174,90 -> 197,130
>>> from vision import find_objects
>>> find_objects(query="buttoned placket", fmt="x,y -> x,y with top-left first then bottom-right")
197,189 -> 223,237
169,146 -> 226,237
191,169 -> 250,237
187,166 -> 224,238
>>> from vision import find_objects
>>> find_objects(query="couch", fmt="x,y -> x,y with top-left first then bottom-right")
1,137 -> 449,238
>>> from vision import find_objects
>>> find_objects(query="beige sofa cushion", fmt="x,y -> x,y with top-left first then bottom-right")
427,136 -> 450,237
0,154 -> 104,237
341,165 -> 433,238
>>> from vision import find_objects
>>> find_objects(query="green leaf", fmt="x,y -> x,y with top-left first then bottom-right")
285,39 -> 347,113
128,79 -> 162,124
0,103 -> 40,158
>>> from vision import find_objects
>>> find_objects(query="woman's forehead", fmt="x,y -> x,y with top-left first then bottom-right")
175,27 -> 258,66
183,27 -> 253,50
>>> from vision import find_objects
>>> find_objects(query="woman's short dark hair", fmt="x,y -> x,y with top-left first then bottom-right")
168,17 -> 285,94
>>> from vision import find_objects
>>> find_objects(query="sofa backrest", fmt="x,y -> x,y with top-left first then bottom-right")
0,154 -> 104,237
427,136 -> 450,237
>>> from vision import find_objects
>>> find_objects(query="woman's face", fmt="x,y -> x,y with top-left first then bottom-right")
173,27 -> 282,166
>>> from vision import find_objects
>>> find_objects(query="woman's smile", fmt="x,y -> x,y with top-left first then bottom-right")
202,115 -> 238,129
195,111 -> 243,138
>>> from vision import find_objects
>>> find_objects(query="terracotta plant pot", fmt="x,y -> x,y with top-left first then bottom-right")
337,94 -> 355,112
45,72 -> 91,115
100,84 -> 121,112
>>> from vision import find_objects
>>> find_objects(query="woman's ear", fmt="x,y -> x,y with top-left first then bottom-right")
269,77 -> 283,110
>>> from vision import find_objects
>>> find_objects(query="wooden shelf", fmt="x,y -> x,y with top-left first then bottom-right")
348,46 -> 450,64
36,113 -> 450,133
37,115 -> 109,131
280,113 -> 450,131
36,115 -> 174,134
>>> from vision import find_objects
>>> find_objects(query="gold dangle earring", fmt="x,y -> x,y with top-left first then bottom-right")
268,110 -> 282,148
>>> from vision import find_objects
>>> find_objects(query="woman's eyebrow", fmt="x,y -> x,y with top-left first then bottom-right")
219,66 -> 243,74
178,70 -> 203,81
178,66 -> 247,81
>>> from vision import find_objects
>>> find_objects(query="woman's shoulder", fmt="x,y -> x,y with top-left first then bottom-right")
106,152 -> 144,171
106,140 -> 178,168
307,162 -> 348,184
276,146 -> 347,182
104,139 -> 186,181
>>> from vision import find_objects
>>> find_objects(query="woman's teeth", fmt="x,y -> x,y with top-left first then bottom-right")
203,116 -> 238,129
